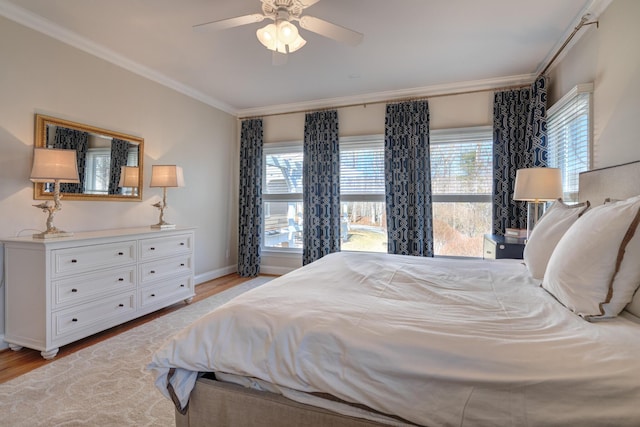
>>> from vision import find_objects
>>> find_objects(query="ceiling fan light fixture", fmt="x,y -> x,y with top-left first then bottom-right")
257,20 -> 306,54
287,34 -> 306,53
257,23 -> 278,50
277,20 -> 299,44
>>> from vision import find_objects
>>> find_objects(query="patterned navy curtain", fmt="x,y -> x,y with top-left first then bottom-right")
303,110 -> 340,265
384,100 -> 433,257
238,119 -> 264,277
53,127 -> 89,193
108,138 -> 130,194
492,76 -> 548,234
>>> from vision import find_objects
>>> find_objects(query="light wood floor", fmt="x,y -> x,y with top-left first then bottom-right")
0,273 -> 253,384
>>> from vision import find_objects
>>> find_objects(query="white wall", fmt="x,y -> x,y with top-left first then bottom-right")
0,17 -> 238,347
260,91 -> 493,273
548,0 -> 640,169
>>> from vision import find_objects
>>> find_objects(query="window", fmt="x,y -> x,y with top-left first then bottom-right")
262,128 -> 493,258
340,136 -> 386,253
547,84 -> 593,202
430,127 -> 493,257
84,145 -> 139,195
84,148 -> 111,194
262,143 -> 303,250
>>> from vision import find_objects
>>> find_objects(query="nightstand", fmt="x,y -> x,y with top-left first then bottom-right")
483,234 -> 526,259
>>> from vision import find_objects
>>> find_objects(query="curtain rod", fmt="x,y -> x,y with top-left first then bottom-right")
538,14 -> 599,78
238,82 -> 530,120
239,14 -> 598,121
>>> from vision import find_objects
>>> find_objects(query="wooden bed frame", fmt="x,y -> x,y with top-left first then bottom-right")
175,160 -> 640,427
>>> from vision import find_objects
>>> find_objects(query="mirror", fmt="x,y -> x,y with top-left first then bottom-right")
33,114 -> 144,201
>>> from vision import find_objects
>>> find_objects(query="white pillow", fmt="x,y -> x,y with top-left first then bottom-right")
626,289 -> 640,317
523,199 -> 590,280
542,195 -> 640,320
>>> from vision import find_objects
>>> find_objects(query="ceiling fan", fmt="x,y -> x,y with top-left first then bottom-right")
193,0 -> 363,59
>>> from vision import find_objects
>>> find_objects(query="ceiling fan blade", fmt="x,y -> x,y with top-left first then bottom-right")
298,0 -> 322,8
299,15 -> 363,46
193,14 -> 265,32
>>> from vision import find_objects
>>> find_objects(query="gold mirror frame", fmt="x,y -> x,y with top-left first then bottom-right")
34,114 -> 144,201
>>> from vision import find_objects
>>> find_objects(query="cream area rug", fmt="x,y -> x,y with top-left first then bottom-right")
0,276 -> 273,427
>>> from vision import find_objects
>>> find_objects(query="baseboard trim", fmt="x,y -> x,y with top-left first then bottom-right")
194,265 -> 237,285
194,264 -> 294,284
0,334 -> 8,351
260,265 -> 296,276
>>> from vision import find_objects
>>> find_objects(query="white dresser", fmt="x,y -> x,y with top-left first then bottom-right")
1,226 -> 195,359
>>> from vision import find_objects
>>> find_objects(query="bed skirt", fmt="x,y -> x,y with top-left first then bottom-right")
175,376 -> 390,427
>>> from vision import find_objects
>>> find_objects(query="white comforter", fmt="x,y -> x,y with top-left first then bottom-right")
148,252 -> 640,426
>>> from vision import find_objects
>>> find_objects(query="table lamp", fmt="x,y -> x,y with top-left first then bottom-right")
513,167 -> 563,239
149,165 -> 184,229
30,148 -> 80,239
118,166 -> 140,196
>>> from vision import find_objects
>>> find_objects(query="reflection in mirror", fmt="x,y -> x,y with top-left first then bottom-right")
34,114 -> 144,201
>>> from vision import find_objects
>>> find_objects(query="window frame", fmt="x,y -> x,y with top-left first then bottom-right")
546,83 -> 594,202
260,127 -> 494,256
430,126 -> 493,204
262,141 -> 304,253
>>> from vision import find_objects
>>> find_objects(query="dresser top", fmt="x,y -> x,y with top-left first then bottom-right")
1,226 -> 196,246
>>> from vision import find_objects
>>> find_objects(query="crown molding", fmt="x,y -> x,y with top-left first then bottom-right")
236,73 -> 537,118
0,0 -> 236,115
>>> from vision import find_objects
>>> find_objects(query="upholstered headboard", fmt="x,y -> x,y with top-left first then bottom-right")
579,161 -> 640,206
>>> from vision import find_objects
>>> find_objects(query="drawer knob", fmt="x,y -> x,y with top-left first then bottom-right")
117,252 -> 124,256
71,288 -> 78,293
72,318 -> 78,322
71,259 -> 78,263
150,247 -> 156,251
180,284 -> 185,288
180,242 -> 185,246
150,270 -> 156,274
180,263 -> 185,267
118,278 -> 124,282
118,303 -> 124,307
150,293 -> 156,297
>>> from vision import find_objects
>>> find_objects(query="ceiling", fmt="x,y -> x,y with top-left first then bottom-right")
0,0 -> 607,116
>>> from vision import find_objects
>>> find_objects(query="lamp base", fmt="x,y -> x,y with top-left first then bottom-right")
151,223 -> 176,230
526,201 -> 546,240
33,230 -> 74,239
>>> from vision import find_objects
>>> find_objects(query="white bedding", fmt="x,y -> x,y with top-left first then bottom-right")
148,252 -> 640,426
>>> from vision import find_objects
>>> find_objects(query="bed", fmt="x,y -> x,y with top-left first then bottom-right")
148,161 -> 640,427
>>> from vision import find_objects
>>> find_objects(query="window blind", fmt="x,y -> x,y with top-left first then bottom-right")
547,85 -> 592,202
430,127 -> 493,197
340,137 -> 385,197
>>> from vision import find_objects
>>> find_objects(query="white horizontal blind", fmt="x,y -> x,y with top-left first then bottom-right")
340,136 -> 385,199
547,85 -> 592,202
430,127 -> 493,201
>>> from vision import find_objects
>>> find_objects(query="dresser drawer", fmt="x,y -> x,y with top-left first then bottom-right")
52,292 -> 136,340
139,255 -> 192,284
139,234 -> 192,260
139,275 -> 193,309
52,241 -> 136,276
53,266 -> 136,309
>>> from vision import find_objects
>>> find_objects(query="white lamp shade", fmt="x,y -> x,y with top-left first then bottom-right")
30,148 -> 80,183
150,165 -> 185,188
513,167 -> 563,201
118,166 -> 139,187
